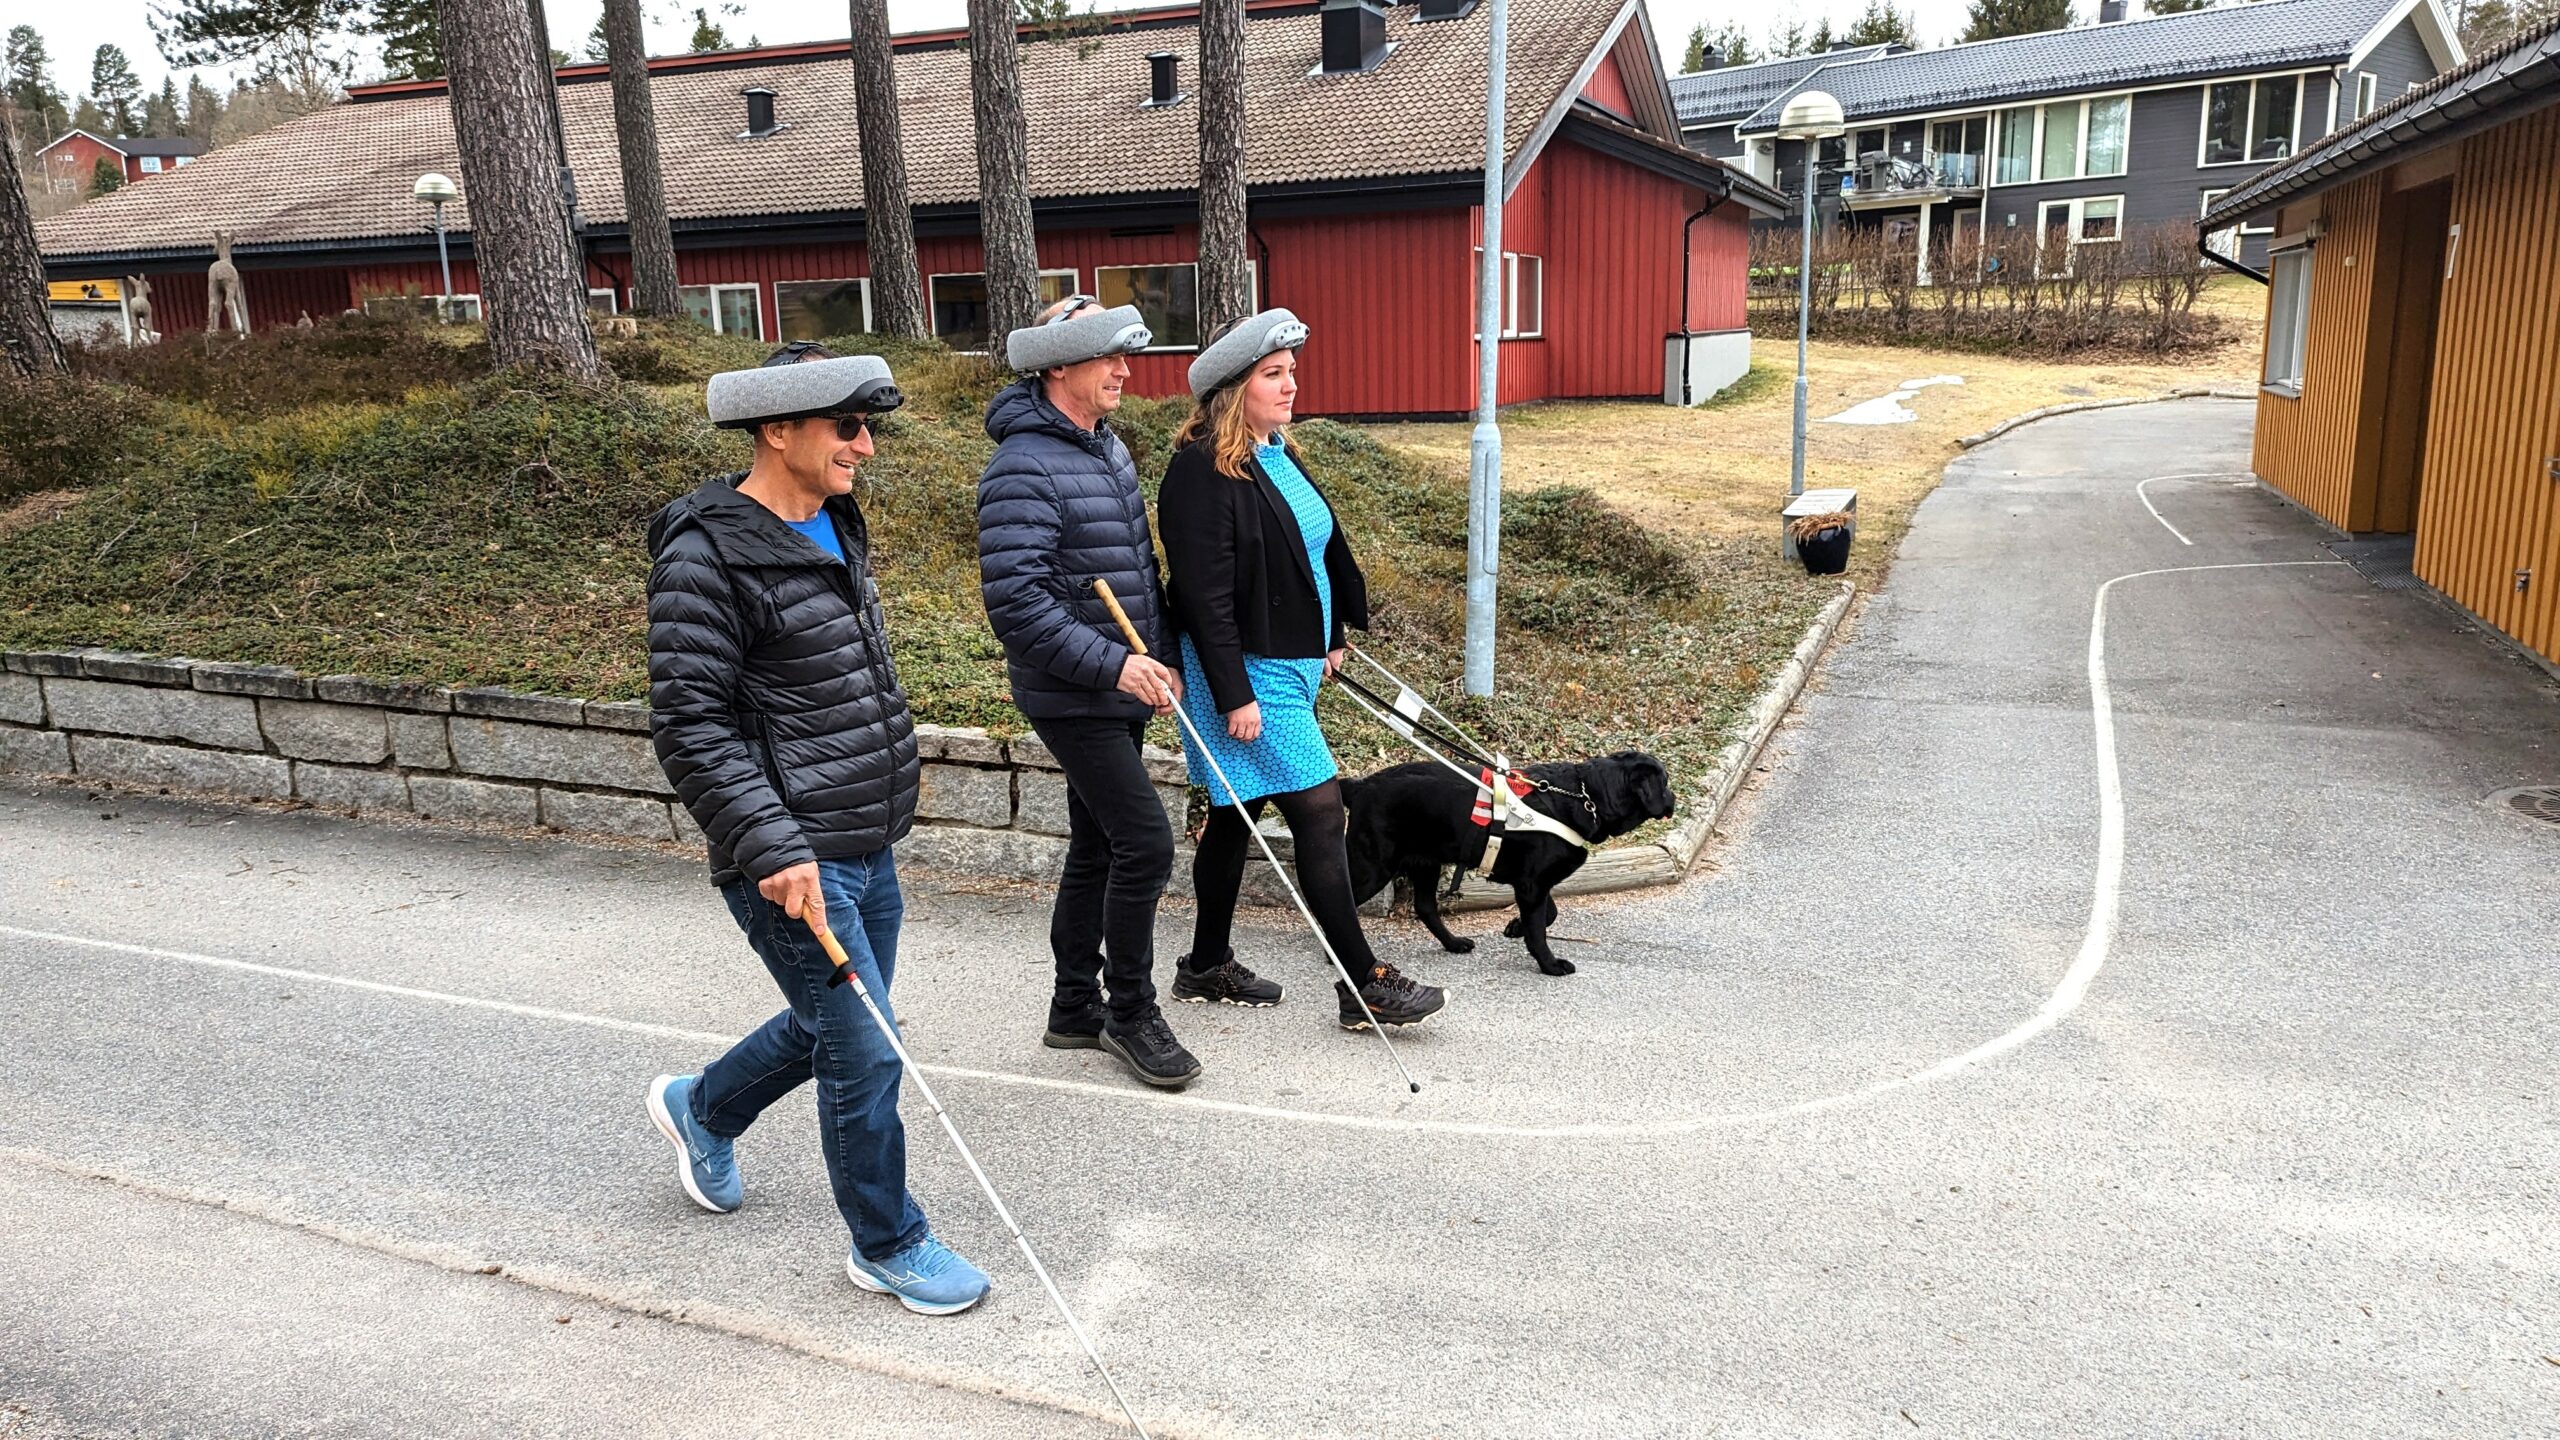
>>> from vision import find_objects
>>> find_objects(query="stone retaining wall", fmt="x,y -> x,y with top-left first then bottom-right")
0,648 -> 1184,878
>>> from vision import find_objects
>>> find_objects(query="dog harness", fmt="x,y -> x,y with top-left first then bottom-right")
1330,648 -> 1590,874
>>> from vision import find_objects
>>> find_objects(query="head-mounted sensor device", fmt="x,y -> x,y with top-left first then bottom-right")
1004,301 -> 1154,373
1188,308 -> 1309,398
706,354 -> 905,430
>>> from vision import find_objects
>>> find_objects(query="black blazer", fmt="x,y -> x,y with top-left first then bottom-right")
1156,438 -> 1370,716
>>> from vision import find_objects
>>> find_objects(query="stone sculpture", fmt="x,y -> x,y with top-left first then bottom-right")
205,233 -> 251,336
123,274 -> 158,345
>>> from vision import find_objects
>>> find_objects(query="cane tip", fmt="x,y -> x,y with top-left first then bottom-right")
1409,1081 -> 1422,1094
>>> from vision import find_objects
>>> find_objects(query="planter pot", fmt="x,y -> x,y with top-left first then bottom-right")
1797,525 -> 1852,576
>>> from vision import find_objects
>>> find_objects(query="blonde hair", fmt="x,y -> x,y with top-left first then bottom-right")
1175,359 -> 1302,480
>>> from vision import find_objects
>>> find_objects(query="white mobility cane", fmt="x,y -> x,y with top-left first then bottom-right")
805,915 -> 1153,1438
1092,579 -> 1422,1094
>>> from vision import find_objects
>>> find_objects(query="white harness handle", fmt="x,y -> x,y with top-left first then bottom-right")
1331,647 -> 1589,869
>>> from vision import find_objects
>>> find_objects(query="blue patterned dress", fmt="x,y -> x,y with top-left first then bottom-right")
1177,441 -> 1339,805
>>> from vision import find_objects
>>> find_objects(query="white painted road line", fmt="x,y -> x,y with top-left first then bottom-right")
2134,471 -> 2253,546
0,563 -> 2351,1142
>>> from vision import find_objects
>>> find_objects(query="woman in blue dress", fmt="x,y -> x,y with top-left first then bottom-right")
1155,311 -> 1447,1031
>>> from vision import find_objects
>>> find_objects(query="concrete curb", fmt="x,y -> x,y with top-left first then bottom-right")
1438,578 -> 1858,910
1957,385 -> 2254,448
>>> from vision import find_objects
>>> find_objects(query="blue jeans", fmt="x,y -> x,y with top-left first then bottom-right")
693,848 -> 929,1263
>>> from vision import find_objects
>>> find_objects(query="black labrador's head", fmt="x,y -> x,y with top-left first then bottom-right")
1579,751 -> 1675,839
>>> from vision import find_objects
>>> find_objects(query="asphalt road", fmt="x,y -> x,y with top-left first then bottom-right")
4,399 -> 2554,1438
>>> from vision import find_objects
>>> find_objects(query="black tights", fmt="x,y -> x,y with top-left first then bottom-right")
1186,779 -> 1382,985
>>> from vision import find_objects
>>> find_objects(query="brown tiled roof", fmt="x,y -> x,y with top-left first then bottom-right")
39,0 -> 1660,263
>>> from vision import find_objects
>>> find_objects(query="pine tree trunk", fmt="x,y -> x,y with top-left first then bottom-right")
969,0 -> 1040,348
848,0 -> 925,339
601,0 -> 682,316
434,0 -> 602,376
1196,0 -> 1253,337
0,103 -> 67,378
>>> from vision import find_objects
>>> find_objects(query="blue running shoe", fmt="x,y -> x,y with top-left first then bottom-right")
846,1233 -> 991,1316
646,1074 -> 741,1213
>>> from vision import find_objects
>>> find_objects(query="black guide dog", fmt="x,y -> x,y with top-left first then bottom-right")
1341,751 -> 1675,976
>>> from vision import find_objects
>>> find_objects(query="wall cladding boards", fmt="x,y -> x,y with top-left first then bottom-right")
0,648 -> 1187,877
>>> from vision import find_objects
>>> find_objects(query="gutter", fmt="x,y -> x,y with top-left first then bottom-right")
1678,188 -> 1729,404
2198,236 -> 2269,285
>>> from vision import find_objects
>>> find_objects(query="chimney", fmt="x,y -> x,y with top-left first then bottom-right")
1697,46 -> 1723,70
1416,0 -> 1478,20
1145,51 -> 1183,106
740,86 -> 779,138
1319,0 -> 1389,74
2099,0 -> 2127,19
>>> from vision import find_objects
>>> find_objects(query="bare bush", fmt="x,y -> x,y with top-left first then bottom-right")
1750,220 -> 2225,357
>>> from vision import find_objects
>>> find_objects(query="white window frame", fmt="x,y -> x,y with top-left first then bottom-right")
772,276 -> 875,341
2355,71 -> 2379,118
1469,249 -> 1545,340
138,155 -> 162,174
2263,243 -> 2313,394
2198,73 -> 2311,169
1094,263 -> 1202,352
926,268 -> 1079,353
1989,93 -> 2131,187
363,292 -> 480,322
679,282 -> 764,339
2032,197 -> 2123,276
586,287 -> 620,313
2199,188 -> 2275,238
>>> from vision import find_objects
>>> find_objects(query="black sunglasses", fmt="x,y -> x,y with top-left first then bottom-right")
827,414 -> 874,441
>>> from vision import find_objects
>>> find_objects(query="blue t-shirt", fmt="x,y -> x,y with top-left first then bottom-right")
785,513 -> 845,565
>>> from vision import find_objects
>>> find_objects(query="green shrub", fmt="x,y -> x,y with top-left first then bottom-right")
69,313 -> 490,417
0,372 -> 157,502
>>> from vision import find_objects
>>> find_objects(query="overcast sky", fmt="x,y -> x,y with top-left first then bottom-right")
23,0 -> 1995,97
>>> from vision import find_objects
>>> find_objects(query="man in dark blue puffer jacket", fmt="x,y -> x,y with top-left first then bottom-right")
978,297 -> 1284,1089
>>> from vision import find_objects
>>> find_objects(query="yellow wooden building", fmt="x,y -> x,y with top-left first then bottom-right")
2205,19 -> 2559,666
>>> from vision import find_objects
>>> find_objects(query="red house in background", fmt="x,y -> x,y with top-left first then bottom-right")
35,0 -> 1780,418
34,131 -> 208,194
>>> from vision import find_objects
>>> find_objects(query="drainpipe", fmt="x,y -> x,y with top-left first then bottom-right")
2198,235 -> 2269,285
1678,187 -> 1729,406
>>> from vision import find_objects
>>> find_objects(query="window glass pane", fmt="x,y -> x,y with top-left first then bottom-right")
2265,250 -> 2310,386
586,289 -> 618,314
139,156 -> 161,173
2038,103 -> 2079,181
1994,107 -> 2033,184
930,274 -> 990,349
1514,255 -> 1542,337
2251,76 -> 2298,160
1095,264 -> 1199,349
2083,97 -> 2128,176
2079,198 -> 2120,242
680,285 -> 719,331
2203,82 -> 2249,164
719,286 -> 761,340
775,279 -> 870,341
1038,272 -> 1078,306
2357,72 -> 2377,117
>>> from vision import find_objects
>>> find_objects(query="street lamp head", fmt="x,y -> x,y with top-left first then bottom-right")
412,172 -> 459,203
1776,90 -> 1846,141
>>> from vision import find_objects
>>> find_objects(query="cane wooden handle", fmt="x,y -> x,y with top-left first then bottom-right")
1091,578 -> 1148,657
806,914 -> 856,986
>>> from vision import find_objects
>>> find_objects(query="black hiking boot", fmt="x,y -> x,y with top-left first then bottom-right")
1095,1008 -> 1203,1089
1336,963 -> 1447,1031
1171,949 -> 1285,1007
1041,998 -> 1107,1051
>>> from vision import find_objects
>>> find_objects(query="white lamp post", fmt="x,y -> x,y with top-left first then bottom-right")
1776,91 -> 1844,499
412,172 -> 460,322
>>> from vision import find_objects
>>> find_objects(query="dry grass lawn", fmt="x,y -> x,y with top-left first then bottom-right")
1369,276 -> 2268,576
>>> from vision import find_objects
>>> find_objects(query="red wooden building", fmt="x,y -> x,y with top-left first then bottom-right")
33,131 -> 208,195
35,0 -> 1780,418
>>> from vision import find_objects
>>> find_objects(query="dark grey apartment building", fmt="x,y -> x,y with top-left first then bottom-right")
1672,0 -> 2460,269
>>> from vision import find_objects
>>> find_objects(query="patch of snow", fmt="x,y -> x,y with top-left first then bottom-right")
1820,374 -> 1965,426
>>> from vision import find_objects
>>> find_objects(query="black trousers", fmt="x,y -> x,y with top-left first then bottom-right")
1029,715 -> 1174,1026
1188,779 -> 1382,986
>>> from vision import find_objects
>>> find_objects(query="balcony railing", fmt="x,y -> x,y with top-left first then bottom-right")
1841,149 -> 1984,200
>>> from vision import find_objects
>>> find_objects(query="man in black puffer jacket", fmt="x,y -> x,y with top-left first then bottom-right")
979,298 -> 1283,1090
642,347 -> 990,1319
